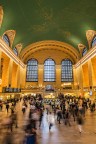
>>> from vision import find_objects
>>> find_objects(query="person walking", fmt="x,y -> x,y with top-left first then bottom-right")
57,109 -> 62,124
48,112 -> 54,131
23,128 -> 37,144
64,109 -> 71,126
6,103 -> 9,113
77,113 -> 84,134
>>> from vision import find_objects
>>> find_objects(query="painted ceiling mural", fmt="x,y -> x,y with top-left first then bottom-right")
0,0 -> 96,50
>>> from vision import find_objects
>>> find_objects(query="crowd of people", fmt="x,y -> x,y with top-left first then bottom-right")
0,93 -> 96,143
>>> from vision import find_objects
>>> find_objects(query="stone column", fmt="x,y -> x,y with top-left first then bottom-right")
0,50 -> 2,92
8,59 -> 13,87
0,50 -> 2,79
56,65 -> 61,89
76,65 -> 83,96
38,64 -> 43,87
17,65 -> 20,88
73,65 -> 78,90
88,59 -> 93,98
88,60 -> 93,88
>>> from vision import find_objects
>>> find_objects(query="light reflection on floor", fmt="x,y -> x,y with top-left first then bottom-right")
0,101 -> 96,144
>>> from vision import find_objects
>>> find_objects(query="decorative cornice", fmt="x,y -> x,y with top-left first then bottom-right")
78,43 -> 86,57
15,43 -> 23,55
86,30 -> 96,49
0,6 -> 3,28
75,46 -> 96,68
25,48 -> 75,64
20,40 -> 80,63
0,38 -> 25,68
78,43 -> 86,51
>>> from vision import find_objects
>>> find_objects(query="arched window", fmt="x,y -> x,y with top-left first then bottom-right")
61,59 -> 73,82
44,59 -> 55,82
82,47 -> 87,56
92,36 -> 96,48
3,34 -> 10,47
13,47 -> 18,56
26,59 -> 38,82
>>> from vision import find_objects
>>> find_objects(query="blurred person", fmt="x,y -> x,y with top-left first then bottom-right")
31,110 -> 39,130
0,100 -> 3,111
39,108 -> 43,127
30,104 -> 35,110
48,112 -> 55,131
45,104 -> 50,115
22,104 -> 26,114
2,115 -> 13,132
78,105 -> 83,115
77,113 -> 84,134
32,110 -> 39,121
6,103 -> 9,113
64,109 -> 71,126
3,131 -> 13,144
10,103 -> 15,114
20,97 -> 22,101
56,109 -> 62,124
23,128 -> 37,144
0,118 -> 3,132
11,111 -> 18,128
28,109 -> 36,130
24,119 -> 32,133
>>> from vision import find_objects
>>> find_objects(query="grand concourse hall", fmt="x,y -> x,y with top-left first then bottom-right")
0,0 -> 96,144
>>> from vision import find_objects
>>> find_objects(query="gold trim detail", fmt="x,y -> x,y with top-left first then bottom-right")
0,6 -> 3,28
15,43 -> 23,54
86,30 -> 96,49
78,43 -> 86,57
20,40 -> 80,63
0,37 -> 25,68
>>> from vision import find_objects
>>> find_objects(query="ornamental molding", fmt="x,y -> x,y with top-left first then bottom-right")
78,43 -> 86,56
15,43 -> 23,54
25,48 -> 74,64
0,6 -> 3,28
75,45 -> 96,68
0,38 -> 25,68
2,30 -> 16,48
86,30 -> 96,48
20,40 -> 80,63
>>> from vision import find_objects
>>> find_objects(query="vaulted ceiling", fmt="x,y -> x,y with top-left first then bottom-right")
0,0 -> 96,50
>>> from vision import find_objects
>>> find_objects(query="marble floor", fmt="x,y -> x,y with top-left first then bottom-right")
0,101 -> 96,144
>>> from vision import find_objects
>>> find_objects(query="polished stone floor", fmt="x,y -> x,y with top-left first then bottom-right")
0,101 -> 96,144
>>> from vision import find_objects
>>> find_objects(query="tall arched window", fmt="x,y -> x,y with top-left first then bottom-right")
44,59 -> 55,82
92,36 -> 96,47
82,47 -> 87,56
13,47 -> 18,56
26,59 -> 38,82
61,59 -> 73,82
3,34 -> 10,47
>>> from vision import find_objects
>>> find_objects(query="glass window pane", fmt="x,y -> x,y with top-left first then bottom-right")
44,59 -> 55,82
92,36 -> 96,48
3,34 -> 10,47
26,59 -> 38,82
61,59 -> 73,82
13,47 -> 18,56
82,47 -> 87,56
